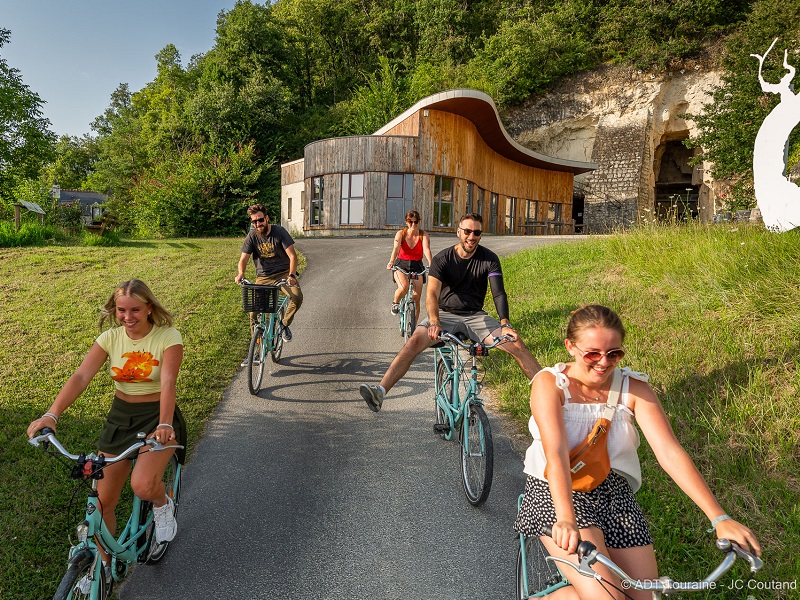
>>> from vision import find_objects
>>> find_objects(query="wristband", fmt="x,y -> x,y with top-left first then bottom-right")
157,423 -> 174,429
501,323 -> 515,330
707,514 -> 731,532
43,412 -> 59,423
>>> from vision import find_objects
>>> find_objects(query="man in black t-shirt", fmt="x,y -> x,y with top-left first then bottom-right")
235,204 -> 303,341
360,213 -> 541,412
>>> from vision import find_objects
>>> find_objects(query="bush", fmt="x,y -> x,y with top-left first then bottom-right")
81,230 -> 121,246
0,221 -> 69,247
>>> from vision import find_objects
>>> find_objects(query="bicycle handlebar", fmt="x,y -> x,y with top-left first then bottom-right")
540,525 -> 763,592
391,266 -> 428,278
239,278 -> 289,287
436,331 -> 514,349
29,428 -> 183,463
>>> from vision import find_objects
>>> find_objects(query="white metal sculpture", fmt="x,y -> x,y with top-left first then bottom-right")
751,38 -> 800,232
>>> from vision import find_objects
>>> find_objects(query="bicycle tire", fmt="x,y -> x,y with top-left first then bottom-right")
434,354 -> 453,440
460,402 -> 493,506
53,548 -> 104,600
139,454 -> 182,564
248,326 -> 265,394
403,302 -> 416,342
271,305 -> 286,363
516,534 -> 568,598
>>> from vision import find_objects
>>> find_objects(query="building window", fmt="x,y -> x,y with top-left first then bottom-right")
467,182 -> 484,216
489,192 -> 498,233
386,173 -> 414,225
341,173 -> 364,225
287,197 -> 292,221
434,176 -> 454,227
310,177 -> 323,226
548,202 -> 562,222
506,197 -> 517,234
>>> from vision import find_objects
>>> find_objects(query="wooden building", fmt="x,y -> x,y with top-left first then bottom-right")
280,89 -> 595,236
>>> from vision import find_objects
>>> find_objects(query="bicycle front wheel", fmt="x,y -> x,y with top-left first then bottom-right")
460,402 -> 493,506
270,305 -> 286,363
139,453 -> 182,564
516,534 -> 568,599
53,549 -> 104,600
402,302 -> 416,342
248,326 -> 265,394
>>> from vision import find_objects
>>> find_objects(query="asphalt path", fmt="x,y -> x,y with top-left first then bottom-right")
120,233 -> 586,600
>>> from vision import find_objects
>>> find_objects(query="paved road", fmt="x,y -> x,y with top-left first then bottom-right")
120,233 -> 586,600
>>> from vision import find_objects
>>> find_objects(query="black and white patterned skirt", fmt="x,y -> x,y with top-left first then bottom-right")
514,471 -> 653,549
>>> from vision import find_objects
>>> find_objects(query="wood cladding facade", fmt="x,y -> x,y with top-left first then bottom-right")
286,101 -> 581,235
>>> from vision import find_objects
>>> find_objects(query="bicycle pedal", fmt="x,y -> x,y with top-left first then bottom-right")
433,423 -> 451,433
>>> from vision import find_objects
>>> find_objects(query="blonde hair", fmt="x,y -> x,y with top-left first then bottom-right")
566,304 -> 625,344
100,280 -> 173,329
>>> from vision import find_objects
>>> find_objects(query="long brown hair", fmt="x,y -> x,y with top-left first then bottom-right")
100,280 -> 173,329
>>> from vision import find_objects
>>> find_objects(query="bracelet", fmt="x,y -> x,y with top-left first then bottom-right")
501,323 -> 515,330
42,412 -> 59,423
428,322 -> 441,327
157,423 -> 174,429
707,514 -> 732,532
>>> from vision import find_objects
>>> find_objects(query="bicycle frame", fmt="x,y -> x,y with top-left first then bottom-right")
433,342 -> 481,442
255,292 -> 290,356
394,267 -> 425,341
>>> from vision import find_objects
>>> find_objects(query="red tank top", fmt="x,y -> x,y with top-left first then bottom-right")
398,231 -> 423,261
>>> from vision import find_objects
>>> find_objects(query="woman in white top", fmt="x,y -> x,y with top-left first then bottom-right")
515,305 -> 760,599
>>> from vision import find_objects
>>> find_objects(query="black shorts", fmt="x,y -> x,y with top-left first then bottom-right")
98,396 -> 187,464
393,259 -> 426,283
514,472 -> 653,549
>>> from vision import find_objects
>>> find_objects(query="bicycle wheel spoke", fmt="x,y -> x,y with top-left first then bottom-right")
248,326 -> 265,394
433,353 -> 453,440
460,403 -> 493,506
516,534 -> 568,598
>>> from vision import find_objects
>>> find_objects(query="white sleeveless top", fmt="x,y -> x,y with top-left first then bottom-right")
523,363 -> 648,492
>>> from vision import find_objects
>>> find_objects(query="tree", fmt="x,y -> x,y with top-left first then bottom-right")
0,29 -> 56,210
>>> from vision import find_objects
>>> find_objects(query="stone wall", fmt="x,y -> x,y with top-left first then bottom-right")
502,62 -> 722,231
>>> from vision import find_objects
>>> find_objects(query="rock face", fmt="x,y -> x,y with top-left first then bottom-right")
503,63 -> 723,232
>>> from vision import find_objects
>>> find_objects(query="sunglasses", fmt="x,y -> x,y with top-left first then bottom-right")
574,345 -> 625,363
251,217 -> 266,224
459,228 -> 482,237
407,220 -> 419,225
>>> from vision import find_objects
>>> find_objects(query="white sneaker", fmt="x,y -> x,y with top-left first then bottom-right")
153,496 -> 177,543
77,563 -> 110,595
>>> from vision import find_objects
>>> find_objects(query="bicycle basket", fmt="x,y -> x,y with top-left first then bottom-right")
241,284 -> 280,313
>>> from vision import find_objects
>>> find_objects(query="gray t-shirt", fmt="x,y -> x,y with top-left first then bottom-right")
241,225 -> 295,277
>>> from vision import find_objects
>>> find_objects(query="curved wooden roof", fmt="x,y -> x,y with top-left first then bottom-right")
373,89 -> 596,175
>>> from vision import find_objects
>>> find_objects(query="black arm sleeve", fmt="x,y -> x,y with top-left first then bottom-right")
489,275 -> 510,322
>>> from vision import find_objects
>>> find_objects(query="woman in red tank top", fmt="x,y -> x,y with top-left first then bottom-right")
387,209 -> 433,320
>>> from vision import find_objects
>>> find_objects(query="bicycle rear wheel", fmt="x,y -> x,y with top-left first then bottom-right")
271,304 -> 286,363
53,548 -> 104,600
248,326 -> 265,394
433,353 -> 453,440
516,534 -> 568,598
402,301 -> 416,342
139,454 -> 182,564
460,402 -> 493,506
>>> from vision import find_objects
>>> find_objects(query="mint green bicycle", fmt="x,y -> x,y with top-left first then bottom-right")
432,331 -> 512,506
515,494 -> 764,599
240,279 -> 289,395
29,428 -> 182,600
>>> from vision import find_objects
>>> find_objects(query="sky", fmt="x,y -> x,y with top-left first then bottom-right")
1,0 -> 240,138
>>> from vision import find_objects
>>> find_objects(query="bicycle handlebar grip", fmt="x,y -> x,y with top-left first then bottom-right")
542,525 -> 553,538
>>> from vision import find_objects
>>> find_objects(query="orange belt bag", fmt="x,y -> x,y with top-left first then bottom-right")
546,369 -> 622,492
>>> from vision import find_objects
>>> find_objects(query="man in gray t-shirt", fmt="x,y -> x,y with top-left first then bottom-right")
235,204 -> 303,341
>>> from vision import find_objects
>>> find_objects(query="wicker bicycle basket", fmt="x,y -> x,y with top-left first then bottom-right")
241,284 -> 280,313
